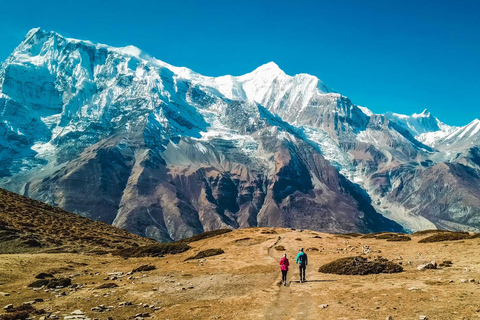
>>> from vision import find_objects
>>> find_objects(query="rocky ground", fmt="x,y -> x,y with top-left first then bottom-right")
1,228 -> 480,320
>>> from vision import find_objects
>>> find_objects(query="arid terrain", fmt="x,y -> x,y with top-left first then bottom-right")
2,226 -> 480,320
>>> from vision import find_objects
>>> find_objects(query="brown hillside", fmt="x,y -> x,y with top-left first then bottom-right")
0,188 -> 157,254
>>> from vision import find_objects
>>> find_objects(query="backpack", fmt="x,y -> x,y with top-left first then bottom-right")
298,252 -> 307,264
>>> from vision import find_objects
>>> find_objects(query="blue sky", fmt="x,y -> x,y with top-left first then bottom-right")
1,0 -> 479,126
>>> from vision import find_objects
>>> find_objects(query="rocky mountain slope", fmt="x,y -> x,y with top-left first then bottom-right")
0,28 -> 479,240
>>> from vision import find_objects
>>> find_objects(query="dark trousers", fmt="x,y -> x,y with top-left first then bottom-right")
281,270 -> 288,283
299,263 -> 306,281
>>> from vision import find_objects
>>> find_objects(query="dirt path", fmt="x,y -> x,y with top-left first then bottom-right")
263,237 -> 319,319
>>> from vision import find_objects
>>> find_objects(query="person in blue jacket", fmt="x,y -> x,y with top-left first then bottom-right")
296,248 -> 308,283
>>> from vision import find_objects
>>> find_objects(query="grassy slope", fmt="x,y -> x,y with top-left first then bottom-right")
0,188 -> 157,254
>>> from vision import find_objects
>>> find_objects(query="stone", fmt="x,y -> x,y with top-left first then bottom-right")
386,317 -> 393,320
134,313 -> 150,318
461,279 -> 468,283
417,261 -> 437,271
35,273 -> 55,279
419,316 -> 428,320
91,307 -> 104,312
3,304 -> 13,310
71,310 -> 84,315
362,246 -> 372,254
319,304 -> 329,309
107,272 -> 124,277
0,292 -> 10,297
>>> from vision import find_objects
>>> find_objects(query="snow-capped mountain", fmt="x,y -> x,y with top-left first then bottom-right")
385,109 -> 451,136
384,108 -> 480,152
1,28 -> 480,240
418,119 -> 480,150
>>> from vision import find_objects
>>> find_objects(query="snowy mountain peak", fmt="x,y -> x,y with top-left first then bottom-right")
240,61 -> 287,83
111,45 -> 145,59
25,27 -> 43,39
413,109 -> 431,118
418,117 -> 480,149
252,61 -> 283,74
385,109 -> 450,137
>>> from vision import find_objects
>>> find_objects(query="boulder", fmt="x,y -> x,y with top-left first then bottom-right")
417,261 -> 437,271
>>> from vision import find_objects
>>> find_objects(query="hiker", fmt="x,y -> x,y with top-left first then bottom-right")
279,253 -> 289,286
296,248 -> 308,282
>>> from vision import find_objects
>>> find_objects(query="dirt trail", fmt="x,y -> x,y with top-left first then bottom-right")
264,236 -> 319,319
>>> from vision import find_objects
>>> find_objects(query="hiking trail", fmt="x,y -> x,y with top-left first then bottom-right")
263,236 -> 319,319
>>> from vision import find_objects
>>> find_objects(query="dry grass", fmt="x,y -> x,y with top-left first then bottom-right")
0,311 -> 30,320
343,233 -> 363,237
0,188 -> 157,255
179,229 -> 232,243
185,248 -> 224,261
355,232 -> 412,242
439,260 -> 453,267
132,265 -> 156,273
360,232 -> 390,239
260,229 -> 277,234
95,283 -> 119,289
375,233 -> 411,242
0,305 -> 45,320
112,243 -> 190,258
318,256 -> 403,275
412,229 -> 450,236
418,232 -> 470,243
27,278 -> 71,288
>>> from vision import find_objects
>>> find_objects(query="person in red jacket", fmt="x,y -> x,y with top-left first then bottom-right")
279,253 -> 289,286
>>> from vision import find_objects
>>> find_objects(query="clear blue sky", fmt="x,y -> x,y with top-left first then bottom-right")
1,0 -> 479,126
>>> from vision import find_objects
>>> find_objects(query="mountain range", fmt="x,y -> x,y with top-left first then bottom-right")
1,28 -> 479,241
